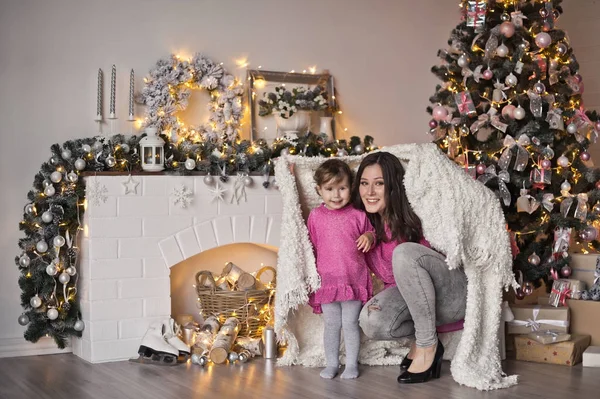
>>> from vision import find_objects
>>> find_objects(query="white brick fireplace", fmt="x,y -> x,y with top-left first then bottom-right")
72,175 -> 282,363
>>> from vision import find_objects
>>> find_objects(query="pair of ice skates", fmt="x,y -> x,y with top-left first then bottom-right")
134,318 -> 190,365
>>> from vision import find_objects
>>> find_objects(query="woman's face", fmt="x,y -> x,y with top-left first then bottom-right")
359,164 -> 386,215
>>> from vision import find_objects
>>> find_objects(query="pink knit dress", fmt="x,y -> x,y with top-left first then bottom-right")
307,204 -> 373,314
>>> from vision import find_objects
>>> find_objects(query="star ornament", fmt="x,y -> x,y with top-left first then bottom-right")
209,181 -> 227,203
122,175 -> 140,195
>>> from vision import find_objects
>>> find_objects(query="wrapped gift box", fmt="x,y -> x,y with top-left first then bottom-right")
538,297 -> 600,346
569,253 -> 599,288
583,346 -> 600,367
515,334 -> 591,366
507,304 -> 569,335
549,279 -> 585,305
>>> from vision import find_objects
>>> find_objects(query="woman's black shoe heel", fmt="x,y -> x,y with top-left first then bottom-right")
397,340 -> 444,384
399,356 -> 412,372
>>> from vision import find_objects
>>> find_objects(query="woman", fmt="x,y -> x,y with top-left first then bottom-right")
352,151 -> 467,384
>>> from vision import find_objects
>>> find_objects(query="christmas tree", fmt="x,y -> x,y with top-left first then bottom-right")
428,0 -> 600,297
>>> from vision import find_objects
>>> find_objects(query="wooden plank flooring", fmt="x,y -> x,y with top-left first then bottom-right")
0,354 -> 599,399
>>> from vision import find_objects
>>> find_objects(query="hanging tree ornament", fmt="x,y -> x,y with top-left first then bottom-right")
18,313 -> 30,326
36,240 -> 49,253
74,320 -> 85,332
30,294 -> 42,308
46,262 -> 58,276
105,155 -> 116,168
516,186 -> 540,214
513,105 -> 526,120
496,43 -> 509,58
557,155 -> 569,167
528,252 -> 541,266
19,254 -> 31,267
499,21 -> 515,38
504,72 -> 518,87
50,171 -> 63,183
44,185 -> 56,197
184,158 -> 197,171
66,171 -> 78,183
203,174 -> 214,186
74,158 -> 86,171
47,307 -> 59,320
535,32 -> 552,49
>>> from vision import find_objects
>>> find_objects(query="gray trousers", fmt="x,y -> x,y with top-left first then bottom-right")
359,242 -> 467,347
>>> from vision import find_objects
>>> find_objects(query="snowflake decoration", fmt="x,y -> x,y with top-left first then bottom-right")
87,178 -> 108,206
208,181 -> 227,203
171,184 -> 194,208
231,173 -> 248,205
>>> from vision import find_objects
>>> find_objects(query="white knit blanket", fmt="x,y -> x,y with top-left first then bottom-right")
273,143 -> 519,390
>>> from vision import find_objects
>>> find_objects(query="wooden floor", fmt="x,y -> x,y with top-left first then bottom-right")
0,354 -> 599,399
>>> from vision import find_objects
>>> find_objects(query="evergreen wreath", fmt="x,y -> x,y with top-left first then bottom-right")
139,53 -> 244,143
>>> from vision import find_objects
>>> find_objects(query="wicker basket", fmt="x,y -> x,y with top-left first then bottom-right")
195,267 -> 275,339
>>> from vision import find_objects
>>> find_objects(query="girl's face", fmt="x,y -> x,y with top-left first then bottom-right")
316,176 -> 351,210
359,164 -> 386,215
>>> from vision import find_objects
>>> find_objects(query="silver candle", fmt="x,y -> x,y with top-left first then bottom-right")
262,326 -> 277,359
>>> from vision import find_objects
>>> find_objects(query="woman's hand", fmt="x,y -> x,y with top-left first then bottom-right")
356,232 -> 374,253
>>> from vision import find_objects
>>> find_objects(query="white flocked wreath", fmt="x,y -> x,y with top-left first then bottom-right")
140,53 -> 244,143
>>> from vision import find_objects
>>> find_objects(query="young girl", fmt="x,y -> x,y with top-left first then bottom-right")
307,159 -> 375,379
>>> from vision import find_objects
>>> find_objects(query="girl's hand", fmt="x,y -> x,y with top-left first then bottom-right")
356,232 -> 374,252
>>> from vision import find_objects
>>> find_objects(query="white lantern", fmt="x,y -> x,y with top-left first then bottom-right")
139,127 -> 165,172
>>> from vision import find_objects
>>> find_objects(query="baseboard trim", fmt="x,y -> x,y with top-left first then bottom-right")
0,336 -> 72,358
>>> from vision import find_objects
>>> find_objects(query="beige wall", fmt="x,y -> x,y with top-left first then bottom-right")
1,0 -> 598,346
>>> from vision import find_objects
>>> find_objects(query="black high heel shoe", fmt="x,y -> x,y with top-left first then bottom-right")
397,340 -> 444,384
399,356 -> 412,372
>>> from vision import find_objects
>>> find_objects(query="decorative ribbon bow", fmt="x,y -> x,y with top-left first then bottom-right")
570,107 -> 599,144
594,269 -> 600,286
507,306 -> 570,332
546,106 -> 564,131
527,90 -> 555,118
470,107 -> 507,134
462,65 -> 484,86
510,10 -> 528,28
477,165 -> 511,206
498,135 -> 529,172
549,59 -> 570,86
551,286 -> 572,306
560,193 -> 588,221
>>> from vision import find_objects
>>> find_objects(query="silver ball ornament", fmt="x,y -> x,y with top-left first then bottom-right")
191,354 -> 201,364
46,263 -> 58,276
82,144 -> 92,153
560,180 -> 571,192
556,43 -> 568,55
337,148 -> 348,157
58,272 -> 71,285
198,355 -> 208,366
519,41 -> 531,52
528,253 -> 541,266
541,146 -> 554,160
500,12 -> 510,22
74,158 -> 86,171
74,320 -> 85,332
53,235 -> 66,248
50,171 -> 63,183
47,308 -> 59,320
505,73 -> 518,87
42,211 -> 53,223
120,143 -> 130,153
44,185 -> 56,197
457,54 -> 470,68
105,156 -> 116,168
557,155 -> 569,167
580,226 -> 598,242
24,203 -> 37,216
184,158 -> 196,171
522,282 -> 534,296
61,149 -> 72,160
49,156 -> 59,166
42,179 -> 52,188
539,7 -> 549,18
19,254 -> 31,267
567,123 -> 578,134
459,125 -> 470,136
238,352 -> 249,363
18,314 -> 30,326
353,144 -> 365,155
228,352 -> 239,363
66,266 -> 77,276
203,175 -> 214,186
534,82 -> 546,94
30,295 -> 42,308
36,240 -> 48,253
496,44 -> 509,58
93,141 -> 104,151
243,176 -> 253,187
67,171 -> 78,183
593,203 -> 600,213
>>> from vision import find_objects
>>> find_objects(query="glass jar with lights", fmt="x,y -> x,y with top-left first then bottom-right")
139,127 -> 165,172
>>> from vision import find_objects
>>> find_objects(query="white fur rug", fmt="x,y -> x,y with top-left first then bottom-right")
273,143 -> 519,390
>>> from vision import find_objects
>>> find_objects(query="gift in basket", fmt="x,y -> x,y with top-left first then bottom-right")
195,263 -> 276,339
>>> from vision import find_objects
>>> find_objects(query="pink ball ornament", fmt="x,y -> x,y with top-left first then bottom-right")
560,265 -> 572,278
432,106 -> 448,121
429,119 -> 438,129
580,226 -> 598,242
476,163 -> 487,175
502,105 -> 516,119
535,32 -> 552,49
541,159 -> 552,169
515,286 -> 525,300
574,74 -> 583,84
580,151 -> 591,162
483,69 -> 493,80
542,22 -> 553,32
500,21 -> 515,38
522,282 -> 534,296
595,121 -> 600,131
596,181 -> 600,190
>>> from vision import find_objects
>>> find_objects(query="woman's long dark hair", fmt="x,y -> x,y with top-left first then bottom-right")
352,152 -> 423,243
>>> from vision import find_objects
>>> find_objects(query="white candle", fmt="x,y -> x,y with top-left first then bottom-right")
128,69 -> 134,121
95,68 -> 102,121
109,64 -> 116,119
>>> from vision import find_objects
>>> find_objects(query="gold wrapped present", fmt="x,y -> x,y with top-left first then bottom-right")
515,334 -> 591,366
507,305 -> 569,335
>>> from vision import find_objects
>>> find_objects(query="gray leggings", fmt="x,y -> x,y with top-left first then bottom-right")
359,242 -> 467,347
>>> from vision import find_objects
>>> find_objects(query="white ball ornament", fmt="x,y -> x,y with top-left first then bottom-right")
191,354 -> 201,364
61,149 -> 72,160
337,148 -> 348,157
496,44 -> 509,58
30,294 -> 42,308
42,211 -> 53,223
36,240 -> 48,253
67,171 -> 78,183
58,272 -> 71,285
557,155 -> 569,167
535,32 -> 552,49
46,263 -> 58,276
105,156 -> 116,168
66,266 -> 77,276
74,320 -> 85,332
184,158 -> 196,171
513,106 -> 526,120
561,180 -> 572,192
243,176 -> 253,187
505,73 -> 518,87
533,82 -> 546,94
74,159 -> 86,171
203,175 -> 214,186
50,171 -> 63,183
47,308 -> 59,320
53,235 -> 66,248
82,144 -> 92,153
44,185 -> 56,197
567,123 -> 578,134
457,54 -> 470,68
19,254 -> 31,267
